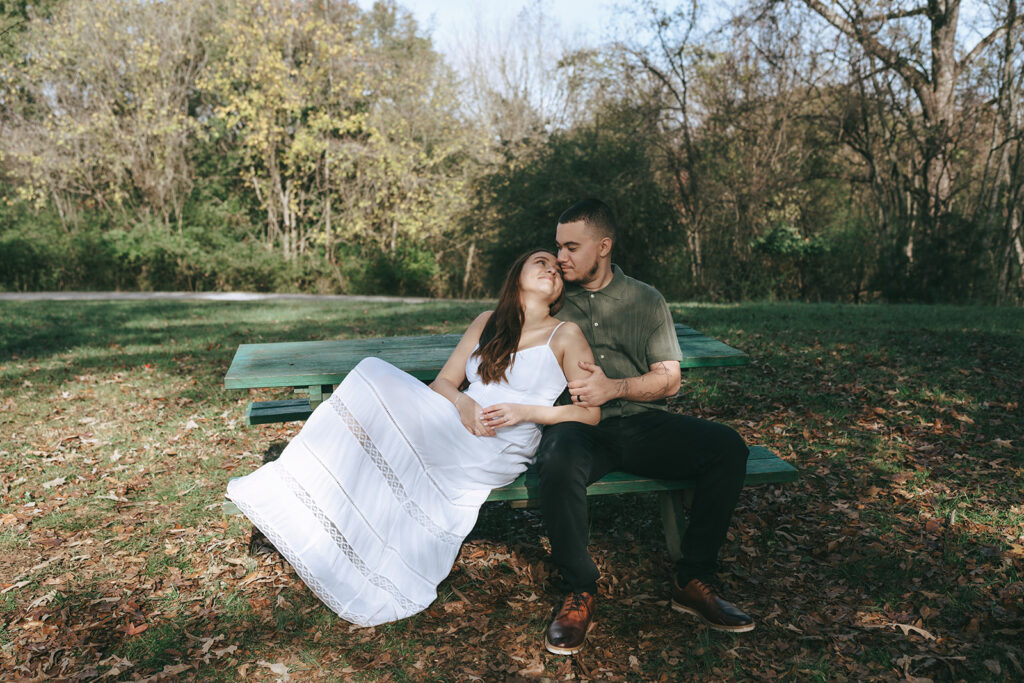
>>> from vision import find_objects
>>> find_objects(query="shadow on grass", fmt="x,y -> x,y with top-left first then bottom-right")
1,300 -> 485,355
0,299 -> 486,391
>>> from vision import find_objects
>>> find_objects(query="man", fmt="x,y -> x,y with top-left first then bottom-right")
539,198 -> 753,656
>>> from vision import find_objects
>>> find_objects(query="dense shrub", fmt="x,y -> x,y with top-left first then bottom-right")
0,207 -> 354,294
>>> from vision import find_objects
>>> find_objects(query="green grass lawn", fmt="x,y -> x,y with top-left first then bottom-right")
1,300 -> 1022,681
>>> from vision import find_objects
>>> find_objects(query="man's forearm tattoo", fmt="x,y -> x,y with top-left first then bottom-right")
631,364 -> 671,402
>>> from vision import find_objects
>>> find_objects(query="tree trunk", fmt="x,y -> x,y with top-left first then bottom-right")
919,0 -> 960,225
323,152 -> 332,262
461,239 -> 476,297
686,226 -> 702,287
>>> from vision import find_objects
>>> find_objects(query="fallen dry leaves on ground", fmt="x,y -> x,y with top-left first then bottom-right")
0,301 -> 1021,680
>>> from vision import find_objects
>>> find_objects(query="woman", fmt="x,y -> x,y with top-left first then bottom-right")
227,249 -> 598,626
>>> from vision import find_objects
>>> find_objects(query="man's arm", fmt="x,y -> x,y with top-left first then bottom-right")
568,359 -> 681,408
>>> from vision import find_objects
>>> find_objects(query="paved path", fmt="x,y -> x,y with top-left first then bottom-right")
0,292 -> 484,304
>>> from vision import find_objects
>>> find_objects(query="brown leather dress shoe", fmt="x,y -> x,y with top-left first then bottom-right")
544,591 -> 596,655
671,578 -> 755,632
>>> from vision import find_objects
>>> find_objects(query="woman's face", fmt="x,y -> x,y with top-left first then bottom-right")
519,251 -> 563,303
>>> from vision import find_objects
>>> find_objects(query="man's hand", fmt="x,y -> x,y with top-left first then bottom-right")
568,361 -> 626,408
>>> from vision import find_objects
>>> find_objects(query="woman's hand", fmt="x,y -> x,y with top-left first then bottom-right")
479,403 -> 534,429
456,394 -> 496,437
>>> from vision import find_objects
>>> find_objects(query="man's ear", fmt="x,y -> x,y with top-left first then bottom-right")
598,237 -> 613,257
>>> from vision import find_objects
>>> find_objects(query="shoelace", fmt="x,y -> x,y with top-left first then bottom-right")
559,592 -> 591,618
691,578 -> 728,602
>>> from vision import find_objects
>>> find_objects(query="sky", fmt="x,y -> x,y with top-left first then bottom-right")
366,0 -> 622,37
374,0 -> 1006,53
355,0 -> 631,59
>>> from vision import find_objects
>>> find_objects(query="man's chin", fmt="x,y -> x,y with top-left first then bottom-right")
560,271 -> 583,283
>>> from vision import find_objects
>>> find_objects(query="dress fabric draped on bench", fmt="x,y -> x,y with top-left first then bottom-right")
227,348 -> 567,626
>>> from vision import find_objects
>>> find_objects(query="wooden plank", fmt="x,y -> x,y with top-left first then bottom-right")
225,339 -> 456,389
225,325 -> 748,390
674,324 -> 702,337
223,446 -> 795,515
484,446 -> 793,502
246,399 -> 314,425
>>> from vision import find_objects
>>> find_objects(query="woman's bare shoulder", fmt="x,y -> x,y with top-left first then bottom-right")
551,320 -> 587,347
469,310 -> 493,328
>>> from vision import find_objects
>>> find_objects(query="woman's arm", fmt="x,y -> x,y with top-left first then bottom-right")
479,322 -> 600,427
429,312 -> 497,437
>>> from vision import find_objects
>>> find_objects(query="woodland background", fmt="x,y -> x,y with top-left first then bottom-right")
1,0 -> 1023,304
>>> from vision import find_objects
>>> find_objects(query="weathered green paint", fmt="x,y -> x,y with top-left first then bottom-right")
224,323 -> 747,390
246,399 -> 315,425
484,446 -> 794,502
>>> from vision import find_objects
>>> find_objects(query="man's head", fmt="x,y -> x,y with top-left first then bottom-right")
555,199 -> 616,287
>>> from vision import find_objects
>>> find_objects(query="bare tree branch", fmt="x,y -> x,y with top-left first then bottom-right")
0,18 -> 26,43
858,6 -> 928,23
959,15 -> 1024,71
802,0 -> 928,97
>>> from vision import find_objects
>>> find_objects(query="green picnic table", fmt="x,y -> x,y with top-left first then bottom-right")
224,323 -> 796,559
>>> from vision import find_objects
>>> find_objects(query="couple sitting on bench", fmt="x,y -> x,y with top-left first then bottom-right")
227,198 -> 754,655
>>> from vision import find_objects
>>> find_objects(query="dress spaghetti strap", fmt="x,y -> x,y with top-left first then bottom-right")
545,321 -> 567,346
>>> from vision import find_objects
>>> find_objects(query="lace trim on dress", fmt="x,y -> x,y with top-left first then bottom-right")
296,436 -> 438,586
327,392 -> 464,546
275,463 -> 424,617
227,475 -> 369,626
350,368 -> 469,508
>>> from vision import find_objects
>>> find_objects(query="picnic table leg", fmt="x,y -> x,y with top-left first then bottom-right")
306,384 -> 334,409
658,489 -> 693,562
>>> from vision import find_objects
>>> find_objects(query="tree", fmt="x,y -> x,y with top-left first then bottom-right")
796,0 -> 1024,296
0,0 -> 211,228
198,0 -> 365,259
337,1 -> 476,270
974,0 -> 1024,301
473,101 -> 679,295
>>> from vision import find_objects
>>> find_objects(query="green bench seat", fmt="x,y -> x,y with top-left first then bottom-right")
223,446 -> 795,560
246,398 -> 314,425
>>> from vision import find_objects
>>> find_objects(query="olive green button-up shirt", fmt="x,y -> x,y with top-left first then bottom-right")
556,265 -> 683,420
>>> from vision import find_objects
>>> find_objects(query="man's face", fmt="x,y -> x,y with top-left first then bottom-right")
555,220 -> 602,284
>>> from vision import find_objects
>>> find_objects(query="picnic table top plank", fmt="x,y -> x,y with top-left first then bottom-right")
225,323 -> 748,390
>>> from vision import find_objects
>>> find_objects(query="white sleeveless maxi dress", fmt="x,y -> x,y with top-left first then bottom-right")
226,324 -> 567,626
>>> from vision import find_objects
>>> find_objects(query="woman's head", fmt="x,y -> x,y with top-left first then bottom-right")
503,248 -> 564,313
474,249 -> 563,384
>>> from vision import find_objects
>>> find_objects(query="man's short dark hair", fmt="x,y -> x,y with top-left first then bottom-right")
558,198 -> 617,241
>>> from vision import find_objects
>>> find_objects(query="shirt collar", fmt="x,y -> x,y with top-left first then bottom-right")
566,264 -> 626,300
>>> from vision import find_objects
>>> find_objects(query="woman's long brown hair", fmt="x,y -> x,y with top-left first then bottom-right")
473,249 -> 564,384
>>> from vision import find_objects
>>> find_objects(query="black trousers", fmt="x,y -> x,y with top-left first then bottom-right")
535,411 -> 749,593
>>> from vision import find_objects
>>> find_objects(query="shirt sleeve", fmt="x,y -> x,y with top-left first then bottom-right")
645,298 -> 683,364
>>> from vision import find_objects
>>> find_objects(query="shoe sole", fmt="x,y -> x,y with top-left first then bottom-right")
544,622 -> 594,656
671,601 -> 755,633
